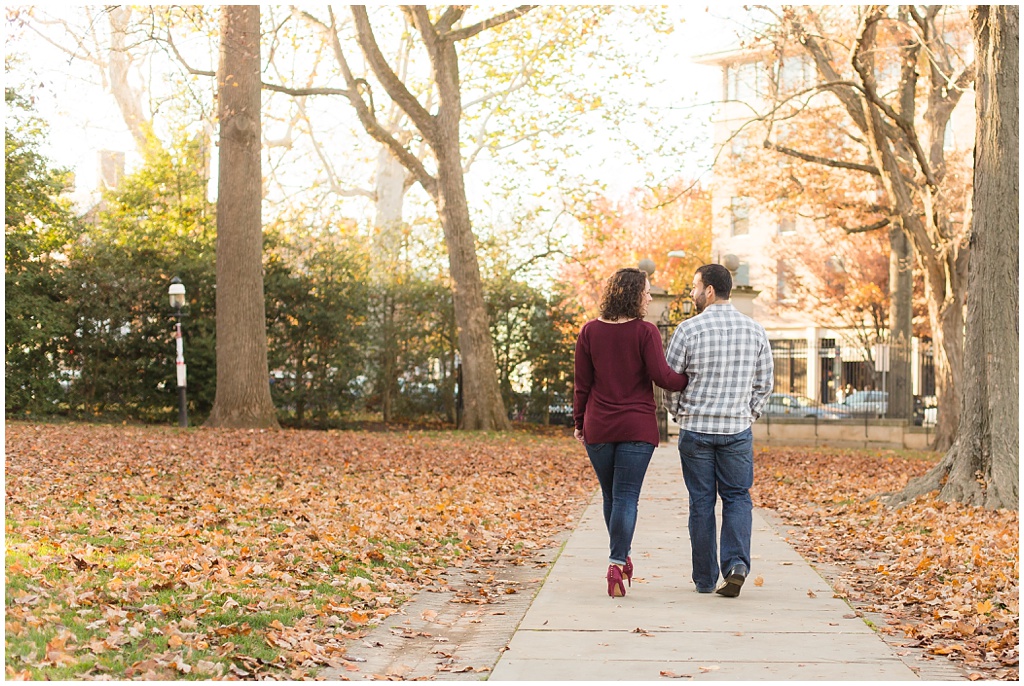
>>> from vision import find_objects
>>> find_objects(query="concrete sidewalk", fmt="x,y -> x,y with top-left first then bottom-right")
489,444 -> 924,681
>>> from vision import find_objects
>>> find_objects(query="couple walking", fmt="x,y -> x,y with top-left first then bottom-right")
573,264 -> 774,598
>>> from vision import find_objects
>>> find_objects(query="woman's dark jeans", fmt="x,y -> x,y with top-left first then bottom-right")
585,440 -> 656,565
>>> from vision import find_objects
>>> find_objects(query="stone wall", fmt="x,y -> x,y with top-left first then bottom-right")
748,417 -> 938,451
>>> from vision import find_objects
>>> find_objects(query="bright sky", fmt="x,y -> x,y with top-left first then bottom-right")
7,6 -> 747,214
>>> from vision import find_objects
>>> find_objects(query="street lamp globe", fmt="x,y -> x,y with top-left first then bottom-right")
168,277 -> 186,310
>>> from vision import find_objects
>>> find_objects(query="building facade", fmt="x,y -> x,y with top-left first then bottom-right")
692,19 -> 972,412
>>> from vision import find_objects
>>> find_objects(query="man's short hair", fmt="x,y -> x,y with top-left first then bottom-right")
697,264 -> 733,299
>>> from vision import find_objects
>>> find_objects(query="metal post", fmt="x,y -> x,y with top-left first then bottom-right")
454,351 -> 463,428
175,315 -> 188,427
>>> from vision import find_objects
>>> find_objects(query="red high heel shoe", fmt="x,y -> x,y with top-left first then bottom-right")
607,564 -> 626,598
623,556 -> 634,587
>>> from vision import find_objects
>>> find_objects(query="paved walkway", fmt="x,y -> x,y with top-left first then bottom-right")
489,444 -> 929,681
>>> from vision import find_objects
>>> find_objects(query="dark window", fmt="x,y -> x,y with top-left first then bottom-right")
730,197 -> 749,236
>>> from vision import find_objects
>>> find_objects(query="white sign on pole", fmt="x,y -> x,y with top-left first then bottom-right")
873,343 -> 891,373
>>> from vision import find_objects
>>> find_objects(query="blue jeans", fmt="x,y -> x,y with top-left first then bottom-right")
677,428 -> 754,592
585,441 -> 655,565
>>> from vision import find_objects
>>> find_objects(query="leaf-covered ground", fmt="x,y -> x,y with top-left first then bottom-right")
5,422 -> 593,680
5,425 -> 1018,680
754,447 -> 1019,681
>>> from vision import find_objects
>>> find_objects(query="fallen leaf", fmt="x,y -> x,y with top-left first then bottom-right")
5,425 -> 1018,682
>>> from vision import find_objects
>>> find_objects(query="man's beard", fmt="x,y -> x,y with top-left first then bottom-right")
694,292 -> 707,313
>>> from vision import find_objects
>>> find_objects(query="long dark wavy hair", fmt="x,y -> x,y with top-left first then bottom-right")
599,268 -> 647,321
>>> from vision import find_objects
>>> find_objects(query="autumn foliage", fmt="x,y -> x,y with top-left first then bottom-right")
561,180 -> 712,317
4,423 -> 592,679
5,424 -> 1017,680
755,448 -> 1018,680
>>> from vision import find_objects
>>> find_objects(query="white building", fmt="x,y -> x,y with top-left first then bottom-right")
692,22 -> 972,409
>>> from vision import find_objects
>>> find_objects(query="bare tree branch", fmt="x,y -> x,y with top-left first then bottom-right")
852,7 -> 937,187
841,218 -> 891,234
463,69 -> 533,174
445,5 -> 536,42
952,62 -> 976,93
266,44 -> 376,201
786,11 -> 870,132
161,27 -> 215,77
163,20 -> 352,99
262,82 -> 351,97
296,8 -> 436,197
763,140 -> 880,175
18,11 -> 106,69
404,6 -> 443,73
895,36 -> 920,122
350,6 -> 438,147
434,6 -> 467,34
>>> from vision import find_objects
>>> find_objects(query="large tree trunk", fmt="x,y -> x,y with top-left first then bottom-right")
347,6 -> 518,431
889,5 -> 1018,510
887,222 -> 914,420
435,99 -> 509,431
922,256 -> 965,451
205,5 -> 279,429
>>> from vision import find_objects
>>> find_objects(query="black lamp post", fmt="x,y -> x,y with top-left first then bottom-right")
681,297 -> 695,318
168,277 -> 188,428
454,350 -> 463,428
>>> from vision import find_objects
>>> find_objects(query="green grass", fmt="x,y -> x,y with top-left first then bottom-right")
4,576 -> 305,680
5,422 -> 581,680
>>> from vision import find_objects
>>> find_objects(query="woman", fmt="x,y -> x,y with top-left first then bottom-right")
573,268 -> 688,598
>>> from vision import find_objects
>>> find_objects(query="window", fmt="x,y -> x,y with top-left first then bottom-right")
777,215 -> 796,235
943,120 -> 956,150
779,55 -> 814,93
730,197 -> 749,236
773,121 -> 793,146
728,61 -> 766,103
776,259 -> 790,301
730,134 -> 748,158
874,59 -> 900,90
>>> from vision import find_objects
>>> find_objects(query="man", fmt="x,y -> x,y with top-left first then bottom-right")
666,264 -> 773,597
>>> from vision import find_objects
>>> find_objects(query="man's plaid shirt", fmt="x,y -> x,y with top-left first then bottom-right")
665,302 -> 774,435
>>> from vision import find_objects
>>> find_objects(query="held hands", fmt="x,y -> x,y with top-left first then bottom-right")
574,427 -> 585,445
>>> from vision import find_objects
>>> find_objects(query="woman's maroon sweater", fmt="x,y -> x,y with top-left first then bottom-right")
573,318 -> 689,446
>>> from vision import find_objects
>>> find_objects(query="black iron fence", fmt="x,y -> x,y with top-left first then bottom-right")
767,337 -> 936,425
653,316 -> 937,435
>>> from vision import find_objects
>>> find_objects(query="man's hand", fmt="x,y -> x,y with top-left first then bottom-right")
573,427 -> 585,444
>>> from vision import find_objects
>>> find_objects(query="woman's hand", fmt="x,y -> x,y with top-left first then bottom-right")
574,427 -> 585,444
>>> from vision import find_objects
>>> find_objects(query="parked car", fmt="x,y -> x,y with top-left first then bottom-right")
829,390 -> 888,417
913,395 -> 938,426
546,400 -> 573,426
763,393 -> 847,419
